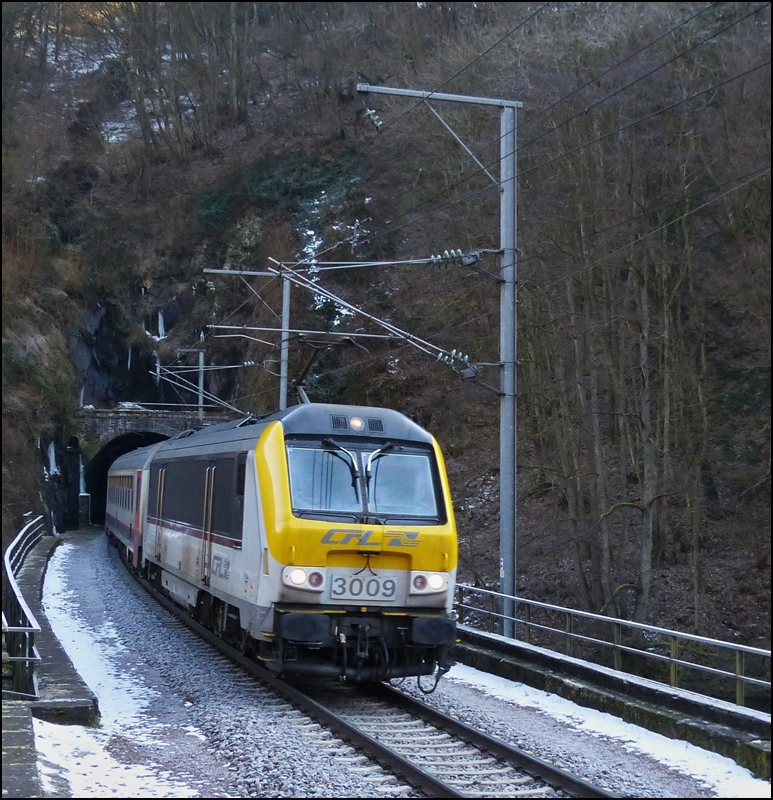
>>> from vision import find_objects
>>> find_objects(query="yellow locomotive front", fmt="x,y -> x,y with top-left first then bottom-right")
255,405 -> 458,681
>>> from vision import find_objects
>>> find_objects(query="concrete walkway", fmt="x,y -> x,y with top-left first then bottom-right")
2,534 -> 99,799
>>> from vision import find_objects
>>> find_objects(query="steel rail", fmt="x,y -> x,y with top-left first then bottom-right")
373,682 -> 616,798
136,573 -> 457,796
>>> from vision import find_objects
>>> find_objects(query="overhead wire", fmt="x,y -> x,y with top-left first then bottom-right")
368,3 -> 551,140
274,5 -> 549,272
279,4 -> 738,272
466,1 -> 765,164
517,164 -> 772,271
176,4 -> 770,404
301,166 -> 772,389
154,6 -> 553,399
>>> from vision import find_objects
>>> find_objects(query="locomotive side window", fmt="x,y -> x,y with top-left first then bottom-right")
369,453 -> 438,518
211,457 -> 243,542
160,460 -> 207,528
287,447 -> 361,514
149,455 -> 244,540
148,465 -> 160,518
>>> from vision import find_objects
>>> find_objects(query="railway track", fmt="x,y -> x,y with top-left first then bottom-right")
136,566 -> 617,798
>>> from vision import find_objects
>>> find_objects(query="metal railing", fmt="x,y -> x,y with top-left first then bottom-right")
456,584 -> 771,708
2,514 -> 45,699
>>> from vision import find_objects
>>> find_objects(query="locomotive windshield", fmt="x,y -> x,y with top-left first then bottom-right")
286,448 -> 361,513
368,453 -> 437,517
286,442 -> 442,524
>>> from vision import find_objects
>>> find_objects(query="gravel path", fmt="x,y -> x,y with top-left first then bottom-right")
38,530 -> 755,798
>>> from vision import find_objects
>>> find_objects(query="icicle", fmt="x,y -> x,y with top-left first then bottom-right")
79,454 -> 86,494
48,441 -> 60,476
79,385 -> 85,407
127,348 -> 132,371
158,310 -> 166,339
153,350 -> 160,384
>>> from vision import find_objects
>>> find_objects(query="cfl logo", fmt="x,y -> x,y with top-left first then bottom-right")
320,530 -> 420,548
385,531 -> 420,548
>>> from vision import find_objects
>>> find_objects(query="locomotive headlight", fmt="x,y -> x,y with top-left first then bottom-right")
410,571 -> 448,594
350,416 -> 365,431
428,573 -> 445,590
289,568 -> 307,585
282,566 -> 326,592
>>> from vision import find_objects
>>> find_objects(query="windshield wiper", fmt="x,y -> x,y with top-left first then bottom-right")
322,437 -> 361,490
364,442 -> 398,505
365,442 -> 395,482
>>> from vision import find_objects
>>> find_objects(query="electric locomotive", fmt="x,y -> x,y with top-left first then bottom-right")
106,403 -> 458,682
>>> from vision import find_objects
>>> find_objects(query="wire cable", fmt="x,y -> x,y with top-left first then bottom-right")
472,1 -> 767,163
369,3 -> 551,140
517,165 -> 772,271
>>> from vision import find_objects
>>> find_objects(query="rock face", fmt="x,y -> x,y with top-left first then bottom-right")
67,304 -> 167,409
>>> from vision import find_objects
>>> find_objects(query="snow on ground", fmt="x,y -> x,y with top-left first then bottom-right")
33,541 -> 213,798
33,537 -> 771,798
443,665 -> 771,799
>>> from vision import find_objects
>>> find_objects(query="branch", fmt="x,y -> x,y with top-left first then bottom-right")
598,501 -> 644,521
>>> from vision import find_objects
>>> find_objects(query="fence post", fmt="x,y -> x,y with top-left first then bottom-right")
566,613 -> 573,657
670,635 -> 679,688
524,604 -> 532,645
613,622 -> 622,671
736,650 -> 746,707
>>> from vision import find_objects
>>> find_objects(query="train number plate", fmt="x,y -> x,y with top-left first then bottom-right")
329,574 -> 397,602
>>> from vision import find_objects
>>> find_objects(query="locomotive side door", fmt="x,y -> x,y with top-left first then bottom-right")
201,465 -> 215,584
154,467 -> 166,561
132,469 -> 143,567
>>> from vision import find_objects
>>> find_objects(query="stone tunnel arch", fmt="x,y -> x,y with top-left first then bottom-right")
85,431 -> 168,525
75,409 -> 238,527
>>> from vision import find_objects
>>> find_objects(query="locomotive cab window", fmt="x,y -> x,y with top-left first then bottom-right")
286,440 -> 445,525
369,453 -> 438,519
287,447 -> 361,518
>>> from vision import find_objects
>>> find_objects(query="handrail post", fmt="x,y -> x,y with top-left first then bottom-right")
736,650 -> 746,707
524,603 -> 532,645
670,635 -> 679,688
613,622 -> 622,671
566,613 -> 573,657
